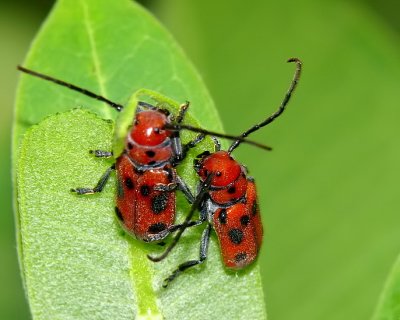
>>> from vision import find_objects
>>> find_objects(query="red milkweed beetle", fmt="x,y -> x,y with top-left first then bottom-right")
149,58 -> 302,287
17,66 -> 268,243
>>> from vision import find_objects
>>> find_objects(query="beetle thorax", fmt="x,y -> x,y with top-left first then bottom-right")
125,110 -> 174,167
196,150 -> 248,205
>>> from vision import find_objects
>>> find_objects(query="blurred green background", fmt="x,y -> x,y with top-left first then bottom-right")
2,0 -> 400,319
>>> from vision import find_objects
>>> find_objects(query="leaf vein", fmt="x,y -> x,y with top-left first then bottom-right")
81,0 -> 112,119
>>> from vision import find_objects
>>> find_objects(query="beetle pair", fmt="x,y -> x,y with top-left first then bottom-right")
18,58 -> 302,287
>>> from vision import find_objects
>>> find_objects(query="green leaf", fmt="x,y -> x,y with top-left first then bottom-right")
372,254 -> 400,320
18,110 -> 136,319
14,0 -> 267,319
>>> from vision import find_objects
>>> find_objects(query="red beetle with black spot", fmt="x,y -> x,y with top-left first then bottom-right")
196,150 -> 263,269
16,65 -> 202,243
77,101 -> 205,242
149,58 -> 302,287
113,103 -> 202,242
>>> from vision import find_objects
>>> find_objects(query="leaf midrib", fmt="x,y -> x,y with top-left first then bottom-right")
80,0 -> 112,119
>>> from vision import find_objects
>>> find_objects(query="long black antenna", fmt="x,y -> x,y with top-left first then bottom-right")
164,123 -> 272,151
17,65 -> 124,112
228,58 -> 302,154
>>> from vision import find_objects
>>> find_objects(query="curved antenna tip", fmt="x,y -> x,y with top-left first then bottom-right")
287,57 -> 302,64
227,57 -> 303,153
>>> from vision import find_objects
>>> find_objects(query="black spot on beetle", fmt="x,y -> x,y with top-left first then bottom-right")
115,207 -> 123,221
146,150 -> 156,158
151,193 -> 169,214
227,186 -> 236,194
148,160 -> 156,166
148,222 -> 167,233
228,228 -> 244,245
127,142 -> 133,150
125,177 -> 134,189
153,127 -> 160,134
140,185 -> 150,196
235,252 -> 247,263
252,201 -> 258,216
218,209 -> 227,224
240,215 -> 250,226
216,171 -> 222,177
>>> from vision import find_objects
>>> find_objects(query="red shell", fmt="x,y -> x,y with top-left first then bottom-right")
209,172 -> 248,204
115,154 -> 176,242
212,179 -> 262,269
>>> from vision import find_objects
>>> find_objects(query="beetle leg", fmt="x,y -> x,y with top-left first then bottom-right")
162,223 -> 211,288
175,174 -> 195,203
89,150 -> 113,158
172,133 -> 205,166
176,101 -> 190,124
71,165 -> 115,195
183,133 -> 205,154
167,216 -> 206,233
148,174 -> 212,263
